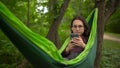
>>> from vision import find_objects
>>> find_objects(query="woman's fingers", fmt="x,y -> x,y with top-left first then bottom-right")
71,37 -> 85,47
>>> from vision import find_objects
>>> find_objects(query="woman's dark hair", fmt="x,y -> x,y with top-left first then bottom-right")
70,16 -> 90,37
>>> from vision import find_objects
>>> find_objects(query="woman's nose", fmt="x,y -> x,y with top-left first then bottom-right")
76,27 -> 79,30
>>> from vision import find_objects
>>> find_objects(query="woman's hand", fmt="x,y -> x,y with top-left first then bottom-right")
71,37 -> 85,48
66,37 -> 85,53
65,41 -> 76,53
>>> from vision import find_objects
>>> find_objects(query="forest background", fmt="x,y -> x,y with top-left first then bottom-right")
0,0 -> 120,68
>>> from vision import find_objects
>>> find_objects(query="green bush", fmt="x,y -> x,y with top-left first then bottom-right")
105,8 -> 120,33
0,30 -> 24,67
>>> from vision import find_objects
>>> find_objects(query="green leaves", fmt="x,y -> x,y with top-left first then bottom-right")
105,8 -> 120,33
0,31 -> 24,67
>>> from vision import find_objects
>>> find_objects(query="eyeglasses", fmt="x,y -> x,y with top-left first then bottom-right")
72,25 -> 84,29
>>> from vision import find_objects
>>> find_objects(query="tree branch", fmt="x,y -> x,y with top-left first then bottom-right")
104,0 -> 120,22
46,0 -> 70,48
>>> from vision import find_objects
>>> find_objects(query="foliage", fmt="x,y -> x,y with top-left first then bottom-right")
0,31 -> 24,68
29,23 -> 49,37
100,39 -> 120,68
81,0 -> 95,18
0,0 -> 120,67
0,0 -> 28,24
105,8 -> 120,33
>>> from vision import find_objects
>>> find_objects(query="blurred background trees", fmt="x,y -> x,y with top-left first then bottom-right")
0,0 -> 120,68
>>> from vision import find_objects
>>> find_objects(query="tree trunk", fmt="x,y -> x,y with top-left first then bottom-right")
94,0 -> 105,68
94,0 -> 120,68
46,0 -> 70,48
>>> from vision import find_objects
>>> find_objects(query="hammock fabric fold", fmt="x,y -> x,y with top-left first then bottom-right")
0,2 -> 98,68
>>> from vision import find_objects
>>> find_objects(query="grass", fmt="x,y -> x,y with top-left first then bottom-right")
100,33 -> 120,68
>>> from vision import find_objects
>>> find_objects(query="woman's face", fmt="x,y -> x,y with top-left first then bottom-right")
71,20 -> 85,36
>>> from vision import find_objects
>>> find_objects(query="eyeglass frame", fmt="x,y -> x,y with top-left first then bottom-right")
72,25 -> 84,29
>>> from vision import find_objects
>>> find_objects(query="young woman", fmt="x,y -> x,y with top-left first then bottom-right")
62,16 -> 90,60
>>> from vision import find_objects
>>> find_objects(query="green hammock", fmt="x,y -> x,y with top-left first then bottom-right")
0,2 -> 98,68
